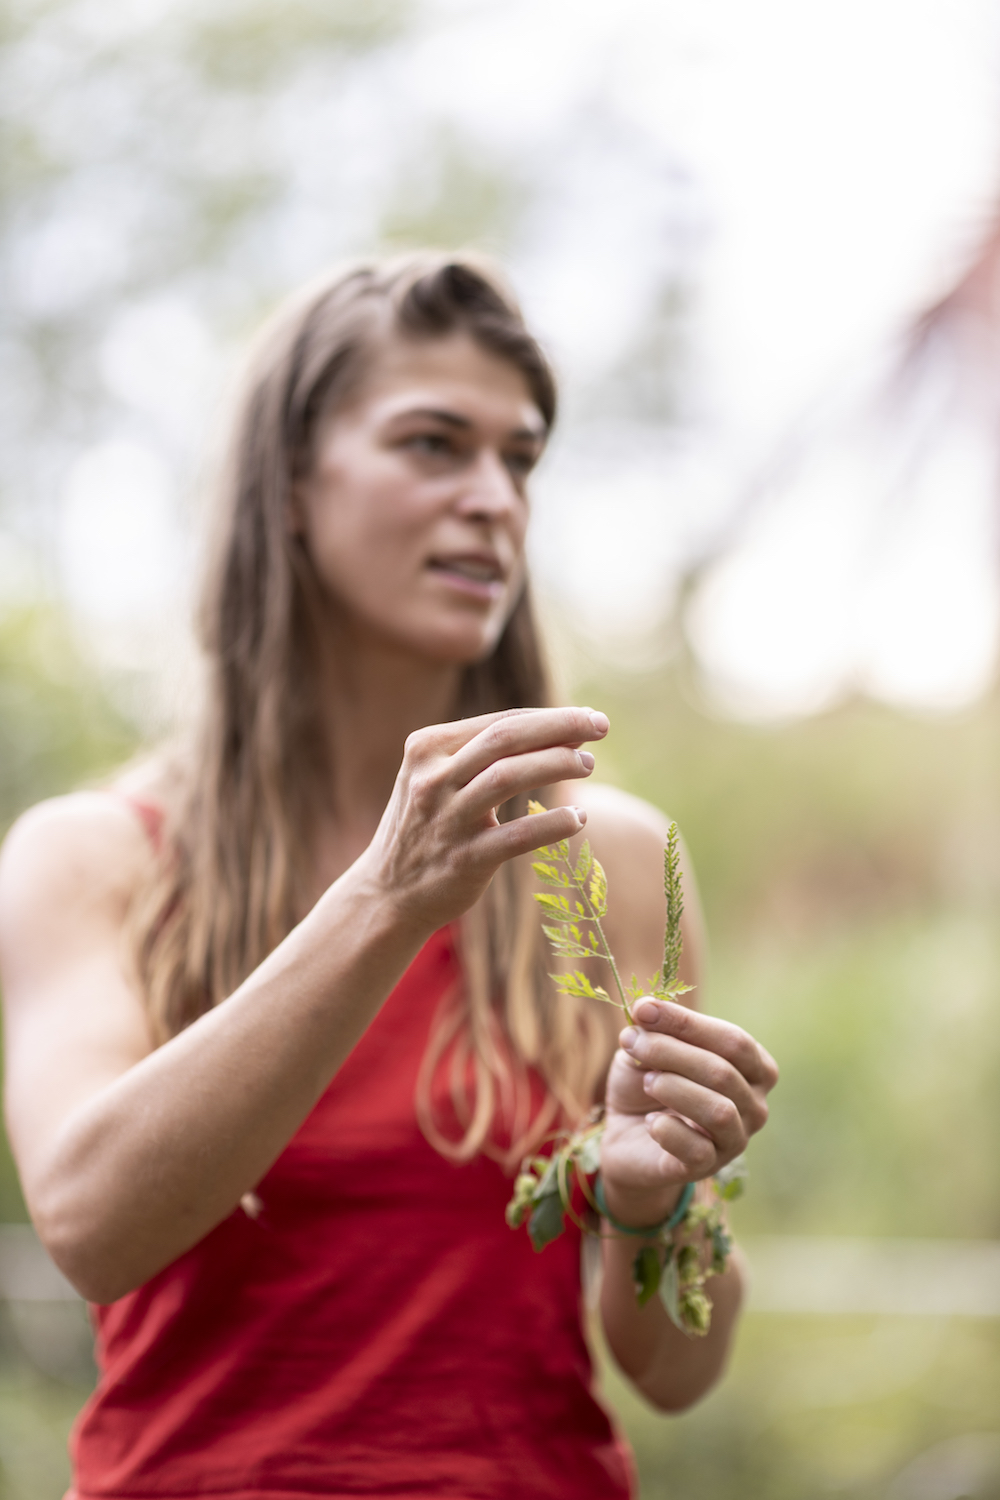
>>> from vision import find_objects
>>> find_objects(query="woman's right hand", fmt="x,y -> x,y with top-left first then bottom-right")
359,705 -> 609,932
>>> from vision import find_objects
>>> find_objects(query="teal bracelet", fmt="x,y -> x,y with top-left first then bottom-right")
592,1176 -> 695,1237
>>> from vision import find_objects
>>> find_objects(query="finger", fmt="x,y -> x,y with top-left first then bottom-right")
477,804 -> 586,863
446,707 -> 609,788
410,706 -> 540,757
457,747 -> 595,820
619,1026 -> 764,1130
605,1048 -> 660,1115
641,1072 -> 748,1158
644,1111 -> 719,1179
629,998 -> 775,1091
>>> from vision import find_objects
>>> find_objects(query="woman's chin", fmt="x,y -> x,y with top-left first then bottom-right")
402,616 -> 508,668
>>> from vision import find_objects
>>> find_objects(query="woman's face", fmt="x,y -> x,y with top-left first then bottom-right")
293,333 -> 546,666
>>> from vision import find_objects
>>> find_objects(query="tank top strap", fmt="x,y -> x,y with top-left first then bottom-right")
115,791 -> 165,851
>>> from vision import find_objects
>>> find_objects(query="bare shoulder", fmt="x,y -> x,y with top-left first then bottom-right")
574,782 -> 676,866
0,791 -> 154,968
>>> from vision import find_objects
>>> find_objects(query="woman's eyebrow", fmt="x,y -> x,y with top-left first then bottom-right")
392,406 -> 546,442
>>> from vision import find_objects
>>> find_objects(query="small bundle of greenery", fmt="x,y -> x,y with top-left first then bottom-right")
505,802 -> 747,1336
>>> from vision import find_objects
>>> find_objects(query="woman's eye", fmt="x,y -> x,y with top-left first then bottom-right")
406,433 -> 453,457
504,451 -> 536,480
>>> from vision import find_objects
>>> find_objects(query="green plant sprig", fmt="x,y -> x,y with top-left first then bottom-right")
526,801 -> 693,1024
506,1109 -> 748,1336
506,803 -> 745,1336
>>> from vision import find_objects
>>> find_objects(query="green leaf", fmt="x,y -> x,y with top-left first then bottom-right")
633,1245 -> 662,1306
551,970 -> 599,998
532,861 -> 568,888
573,840 -> 594,883
533,892 -> 571,917
659,1249 -> 682,1327
711,1222 -> 732,1274
588,858 -> 608,916
534,1157 -> 560,1200
528,1191 -> 566,1252
576,1134 -> 602,1176
714,1154 -> 748,1201
652,980 -> 694,1002
542,926 -> 594,959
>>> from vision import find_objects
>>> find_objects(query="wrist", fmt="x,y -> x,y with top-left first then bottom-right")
597,1175 -> 686,1234
336,849 -> 437,949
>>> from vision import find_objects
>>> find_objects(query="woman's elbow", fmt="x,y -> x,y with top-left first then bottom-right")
31,1187 -> 141,1305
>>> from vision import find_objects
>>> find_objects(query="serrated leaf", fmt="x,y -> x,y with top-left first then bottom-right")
588,858 -> 608,916
533,892 -> 571,917
527,799 -> 547,817
532,861 -> 568,887
633,1245 -> 662,1306
542,926 -> 593,958
573,840 -> 594,883
551,970 -> 599,998
528,1191 -> 566,1252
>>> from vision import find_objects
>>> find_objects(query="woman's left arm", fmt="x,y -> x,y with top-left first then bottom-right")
576,786 -> 777,1412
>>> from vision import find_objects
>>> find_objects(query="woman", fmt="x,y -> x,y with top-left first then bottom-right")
0,254 -> 776,1499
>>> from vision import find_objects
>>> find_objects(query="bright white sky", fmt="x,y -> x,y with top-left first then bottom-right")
49,0 -> 1000,717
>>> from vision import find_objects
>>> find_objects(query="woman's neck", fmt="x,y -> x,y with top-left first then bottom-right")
316,629 -> 461,834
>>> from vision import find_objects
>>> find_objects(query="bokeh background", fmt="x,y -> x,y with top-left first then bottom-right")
5,0 -> 1000,1495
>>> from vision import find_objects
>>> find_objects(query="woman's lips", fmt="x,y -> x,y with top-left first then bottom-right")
426,556 -> 505,600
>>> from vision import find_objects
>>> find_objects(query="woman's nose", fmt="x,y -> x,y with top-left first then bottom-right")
455,450 -> 519,520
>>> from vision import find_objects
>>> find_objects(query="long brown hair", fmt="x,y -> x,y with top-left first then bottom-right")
132,252 -> 617,1165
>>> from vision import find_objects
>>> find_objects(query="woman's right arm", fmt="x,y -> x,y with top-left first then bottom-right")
0,706 -> 607,1304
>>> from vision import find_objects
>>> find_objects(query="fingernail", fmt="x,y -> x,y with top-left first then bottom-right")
573,806 -> 588,827
578,751 -> 595,770
586,709 -> 609,735
620,1027 -> 638,1050
635,1000 -> 660,1024
643,1072 -> 658,1092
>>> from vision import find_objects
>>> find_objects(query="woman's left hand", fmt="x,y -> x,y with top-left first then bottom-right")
600,996 -> 778,1227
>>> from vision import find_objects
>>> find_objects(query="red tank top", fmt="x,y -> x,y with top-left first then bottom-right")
67,923 -> 634,1500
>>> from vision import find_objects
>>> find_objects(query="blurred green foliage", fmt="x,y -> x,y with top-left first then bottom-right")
599,1312 -> 1000,1499
380,127 -> 527,255
0,608 -> 135,835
